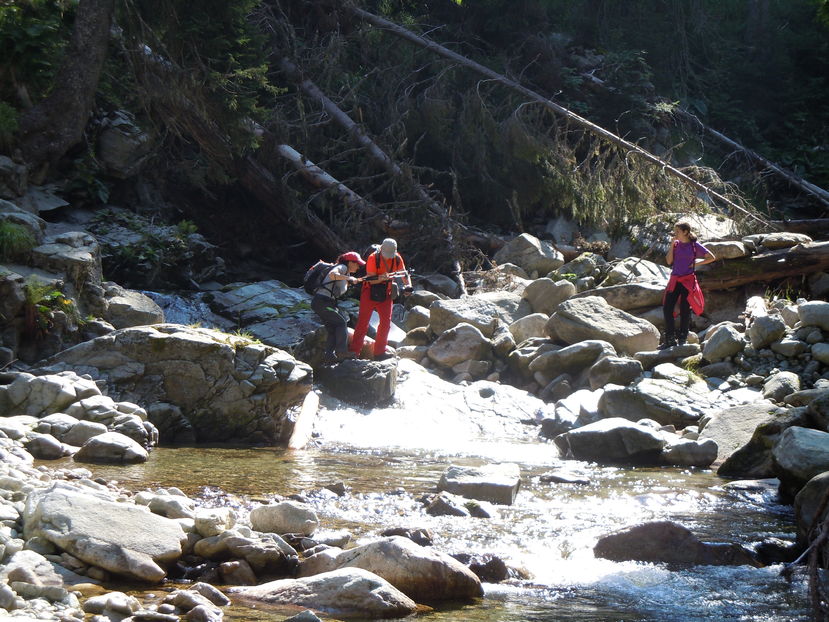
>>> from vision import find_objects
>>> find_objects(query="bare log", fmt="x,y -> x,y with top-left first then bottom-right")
275,144 -> 387,231
238,156 -> 347,254
121,41 -> 347,257
769,218 -> 829,237
280,57 -> 468,294
675,108 -> 829,210
347,6 -> 772,231
697,241 -> 829,290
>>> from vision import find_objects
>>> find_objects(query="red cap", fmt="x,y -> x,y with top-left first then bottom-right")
339,251 -> 366,266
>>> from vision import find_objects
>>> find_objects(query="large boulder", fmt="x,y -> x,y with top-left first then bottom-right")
23,482 -> 186,582
798,301 -> 829,331
249,501 -> 319,537
508,313 -> 549,344
38,324 -> 312,444
698,402 -> 784,468
427,323 -> 491,368
746,315 -> 786,349
702,324 -> 745,362
553,417 -> 666,464
231,568 -> 417,619
598,377 -> 712,428
74,431 -> 149,464
298,536 -> 482,603
97,110 -> 152,178
772,426 -> 829,498
521,278 -> 575,315
315,359 -> 397,407
600,257 -> 670,286
209,280 -> 323,349
572,282 -> 665,311
547,296 -> 659,354
594,521 -> 758,567
103,284 -> 164,329
493,233 -> 564,277
429,293 -> 531,338
528,339 -> 615,381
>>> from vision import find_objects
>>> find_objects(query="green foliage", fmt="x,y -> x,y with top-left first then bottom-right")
124,0 -> 277,152
65,152 -> 110,206
0,0 -> 73,103
0,100 -> 18,150
0,220 -> 35,261
22,275 -> 78,335
176,219 -> 198,236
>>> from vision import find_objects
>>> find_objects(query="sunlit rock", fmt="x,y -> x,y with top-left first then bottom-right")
429,292 -> 531,338
438,463 -> 521,505
772,426 -> 829,498
521,278 -> 575,315
554,417 -> 666,464
231,567 -> 417,619
572,281 -> 665,311
547,296 -> 659,355
297,536 -> 482,603
37,324 -> 312,444
24,482 -> 186,582
74,431 -> 148,464
493,233 -> 564,278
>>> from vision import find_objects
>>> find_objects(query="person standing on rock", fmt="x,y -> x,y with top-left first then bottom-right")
312,252 -> 365,365
660,221 -> 716,349
350,238 -> 411,361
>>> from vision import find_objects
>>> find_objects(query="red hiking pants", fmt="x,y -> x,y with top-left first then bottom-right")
350,288 -> 393,357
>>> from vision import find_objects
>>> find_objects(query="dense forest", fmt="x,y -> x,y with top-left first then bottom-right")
1,0 -> 828,283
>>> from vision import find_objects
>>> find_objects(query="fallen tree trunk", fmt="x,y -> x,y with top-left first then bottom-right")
347,6 -> 772,231
275,143 -> 387,232
675,108 -> 829,211
238,156 -> 347,253
280,57 -> 468,294
769,218 -> 829,237
122,40 -> 348,257
697,241 -> 829,290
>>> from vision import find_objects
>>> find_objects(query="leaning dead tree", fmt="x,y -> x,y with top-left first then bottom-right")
345,5 -> 773,231
279,57 -> 469,293
675,108 -> 829,212
275,143 -> 388,233
119,33 -> 348,255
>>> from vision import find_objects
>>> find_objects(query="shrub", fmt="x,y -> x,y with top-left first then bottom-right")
0,221 -> 35,261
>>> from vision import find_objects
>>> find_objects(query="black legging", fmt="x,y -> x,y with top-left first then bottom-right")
663,281 -> 691,340
312,294 -> 348,356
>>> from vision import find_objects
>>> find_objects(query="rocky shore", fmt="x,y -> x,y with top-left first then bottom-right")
3,194 -> 829,618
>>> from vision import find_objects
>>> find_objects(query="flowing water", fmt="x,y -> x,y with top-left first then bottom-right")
79,410 -> 809,622
86,293 -> 809,621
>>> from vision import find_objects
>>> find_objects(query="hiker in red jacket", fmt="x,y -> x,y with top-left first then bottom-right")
660,221 -> 716,349
350,238 -> 411,361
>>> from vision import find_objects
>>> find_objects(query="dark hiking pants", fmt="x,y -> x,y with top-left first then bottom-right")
312,294 -> 348,356
663,281 -> 691,340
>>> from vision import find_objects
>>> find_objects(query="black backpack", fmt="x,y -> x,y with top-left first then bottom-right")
354,244 -> 380,280
303,260 -> 336,296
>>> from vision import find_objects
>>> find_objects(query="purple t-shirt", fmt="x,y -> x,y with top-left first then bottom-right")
671,240 -> 710,276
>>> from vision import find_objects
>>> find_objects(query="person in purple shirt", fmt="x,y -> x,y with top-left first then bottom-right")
660,221 -> 716,349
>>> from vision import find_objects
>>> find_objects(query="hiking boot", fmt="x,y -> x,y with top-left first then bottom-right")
657,338 -> 677,351
337,351 -> 357,360
676,337 -> 687,346
322,353 -> 338,365
374,352 -> 396,361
